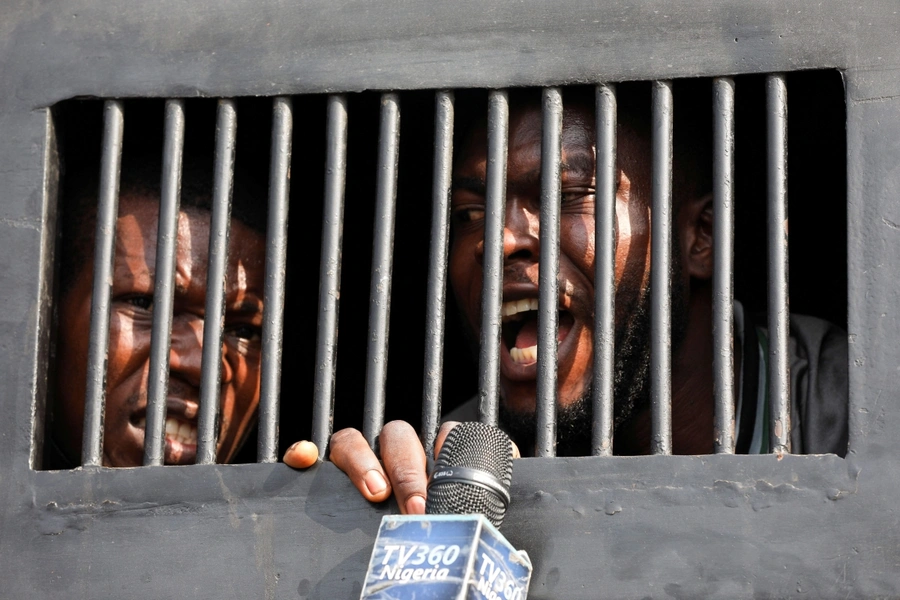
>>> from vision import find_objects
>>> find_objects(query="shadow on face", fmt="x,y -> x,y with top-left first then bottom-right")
52,193 -> 266,467
448,92 -> 661,429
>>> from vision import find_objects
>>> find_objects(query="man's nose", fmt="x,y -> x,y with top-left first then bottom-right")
168,316 -> 204,388
475,199 -> 541,266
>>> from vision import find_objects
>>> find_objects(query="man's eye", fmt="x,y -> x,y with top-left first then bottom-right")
561,189 -> 595,205
125,295 -> 154,311
453,207 -> 486,223
226,324 -> 262,343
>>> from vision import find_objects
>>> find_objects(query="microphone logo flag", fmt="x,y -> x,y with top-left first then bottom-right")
360,514 -> 532,600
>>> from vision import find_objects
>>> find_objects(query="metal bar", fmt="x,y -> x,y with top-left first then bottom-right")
650,80 -> 673,456
81,100 -> 124,467
592,84 -> 616,457
257,97 -> 293,463
478,90 -> 509,427
536,87 -> 562,458
712,78 -> 736,455
143,99 -> 185,467
362,92 -> 401,448
766,73 -> 791,454
197,99 -> 237,465
311,95 -> 348,458
421,90 -> 454,458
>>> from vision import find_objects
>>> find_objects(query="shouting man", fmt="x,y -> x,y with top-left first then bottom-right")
309,85 -> 848,513
47,161 -> 266,468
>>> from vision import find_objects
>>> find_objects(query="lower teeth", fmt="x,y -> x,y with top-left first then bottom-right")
510,345 -> 538,364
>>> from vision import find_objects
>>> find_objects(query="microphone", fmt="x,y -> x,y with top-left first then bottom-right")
426,421 -> 513,527
360,422 -> 532,599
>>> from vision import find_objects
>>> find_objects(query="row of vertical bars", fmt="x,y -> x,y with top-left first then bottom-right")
80,77 -> 791,466
81,97 -> 295,466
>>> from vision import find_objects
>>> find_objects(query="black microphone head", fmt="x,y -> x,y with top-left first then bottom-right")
426,422 -> 514,528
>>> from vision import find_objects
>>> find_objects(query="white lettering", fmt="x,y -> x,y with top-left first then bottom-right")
485,554 -> 501,586
475,553 -> 526,600
494,569 -> 507,590
442,544 -> 460,565
506,581 -> 522,600
476,577 -> 503,600
378,565 -> 399,580
381,545 -> 399,565
427,544 -> 446,565
398,545 -> 416,567
476,576 -> 491,595
479,554 -> 495,577
411,545 -> 428,565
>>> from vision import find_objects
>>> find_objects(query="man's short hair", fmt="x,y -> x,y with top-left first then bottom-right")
58,154 -> 267,297
451,82 -> 712,211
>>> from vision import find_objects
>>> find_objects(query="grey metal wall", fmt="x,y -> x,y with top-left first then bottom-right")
0,0 -> 897,598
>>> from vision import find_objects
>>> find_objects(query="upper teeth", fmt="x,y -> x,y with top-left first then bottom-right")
501,298 -> 539,320
135,416 -> 198,447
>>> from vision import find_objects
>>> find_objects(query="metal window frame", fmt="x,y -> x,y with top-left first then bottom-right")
0,1 -> 894,598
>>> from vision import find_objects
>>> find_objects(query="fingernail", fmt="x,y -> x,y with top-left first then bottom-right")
406,495 -> 426,515
364,470 -> 388,495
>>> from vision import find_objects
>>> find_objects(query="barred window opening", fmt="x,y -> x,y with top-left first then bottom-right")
42,72 -> 848,469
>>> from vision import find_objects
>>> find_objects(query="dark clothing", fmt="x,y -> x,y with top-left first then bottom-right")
445,303 -> 849,456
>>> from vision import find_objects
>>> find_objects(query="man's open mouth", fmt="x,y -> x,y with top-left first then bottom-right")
500,298 -> 575,366
134,416 -> 198,455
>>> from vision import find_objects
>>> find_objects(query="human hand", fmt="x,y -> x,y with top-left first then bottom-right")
285,420 -> 519,512
326,420 -> 460,515
283,440 -> 320,469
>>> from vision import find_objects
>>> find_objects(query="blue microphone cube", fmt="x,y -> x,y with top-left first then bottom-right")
360,514 -> 533,599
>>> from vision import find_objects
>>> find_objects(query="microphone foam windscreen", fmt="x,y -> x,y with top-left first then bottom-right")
426,422 -> 514,527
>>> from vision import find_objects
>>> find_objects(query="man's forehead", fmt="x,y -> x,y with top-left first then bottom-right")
455,101 -> 597,179
115,193 -> 263,267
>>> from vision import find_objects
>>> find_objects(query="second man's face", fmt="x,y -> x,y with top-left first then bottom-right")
449,101 -> 652,418
55,194 -> 266,467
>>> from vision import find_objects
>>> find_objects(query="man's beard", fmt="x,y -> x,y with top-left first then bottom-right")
498,264 -> 689,457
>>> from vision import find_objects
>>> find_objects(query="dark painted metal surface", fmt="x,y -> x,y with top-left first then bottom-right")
258,97 -> 292,463
421,90 -> 454,457
81,100 -> 124,467
362,93 -> 400,448
712,78 -> 736,454
478,90 -> 508,427
2,0 -> 895,100
536,87 -> 562,458
592,84 -> 616,457
766,74 -> 791,454
197,99 -> 237,465
144,99 -> 185,467
0,455 -> 885,599
311,95 -> 348,458
0,1 -> 897,598
650,81 -> 673,456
